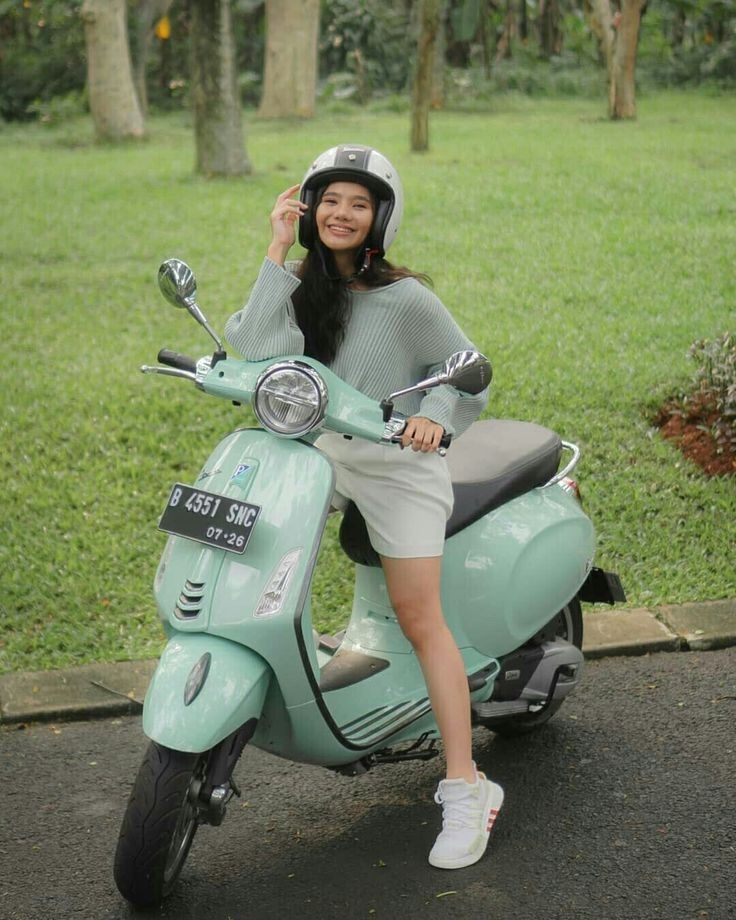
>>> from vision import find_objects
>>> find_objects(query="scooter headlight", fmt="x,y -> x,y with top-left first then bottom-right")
253,361 -> 328,437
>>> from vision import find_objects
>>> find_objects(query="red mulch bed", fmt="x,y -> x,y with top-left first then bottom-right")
653,389 -> 736,477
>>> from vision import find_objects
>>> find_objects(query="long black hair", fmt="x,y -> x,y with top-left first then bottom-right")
291,243 -> 431,365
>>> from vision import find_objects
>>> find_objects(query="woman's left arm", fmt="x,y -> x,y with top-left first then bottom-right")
410,288 -> 490,441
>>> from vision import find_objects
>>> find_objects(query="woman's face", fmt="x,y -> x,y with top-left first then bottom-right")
315,181 -> 375,253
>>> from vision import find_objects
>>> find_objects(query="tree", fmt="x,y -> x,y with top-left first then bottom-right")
130,0 -> 173,115
81,0 -> 145,140
259,0 -> 320,118
411,0 -> 442,151
538,0 -> 564,58
586,0 -> 647,119
432,3 -> 448,108
190,0 -> 251,176
495,0 -> 518,63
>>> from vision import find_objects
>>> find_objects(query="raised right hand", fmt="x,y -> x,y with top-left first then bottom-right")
267,184 -> 308,263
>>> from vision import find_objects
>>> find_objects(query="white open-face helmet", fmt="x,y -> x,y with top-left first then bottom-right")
298,144 -> 404,256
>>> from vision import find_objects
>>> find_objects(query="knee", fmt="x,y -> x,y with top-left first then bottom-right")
390,593 -> 439,649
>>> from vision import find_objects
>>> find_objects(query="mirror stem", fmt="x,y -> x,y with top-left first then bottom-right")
184,298 -> 225,353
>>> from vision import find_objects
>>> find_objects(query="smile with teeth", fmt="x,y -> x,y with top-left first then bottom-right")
327,224 -> 354,235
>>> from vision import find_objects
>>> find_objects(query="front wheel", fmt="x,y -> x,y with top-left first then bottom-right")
481,598 -> 583,737
114,742 -> 206,908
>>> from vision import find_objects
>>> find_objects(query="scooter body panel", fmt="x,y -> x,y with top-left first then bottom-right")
203,355 -> 387,441
442,485 -> 595,657
153,429 -> 335,710
142,632 -> 271,753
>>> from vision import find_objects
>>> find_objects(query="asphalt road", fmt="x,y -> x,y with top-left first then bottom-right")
1,648 -> 734,920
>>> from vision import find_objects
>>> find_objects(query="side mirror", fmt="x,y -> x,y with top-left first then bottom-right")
438,350 -> 492,395
381,349 -> 492,422
158,258 -> 197,310
157,258 -> 224,354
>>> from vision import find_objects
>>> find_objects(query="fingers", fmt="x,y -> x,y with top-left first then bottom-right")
275,185 -> 306,213
269,185 -> 308,248
277,183 -> 302,201
271,186 -> 307,225
400,417 -> 444,453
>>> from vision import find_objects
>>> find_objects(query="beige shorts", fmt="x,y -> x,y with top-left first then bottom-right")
316,433 -> 454,558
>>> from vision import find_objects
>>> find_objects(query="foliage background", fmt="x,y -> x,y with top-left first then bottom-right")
1,0 -> 735,123
1,93 -> 734,673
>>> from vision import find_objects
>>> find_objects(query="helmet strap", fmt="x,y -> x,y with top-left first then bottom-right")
315,242 -> 381,285
345,247 -> 380,285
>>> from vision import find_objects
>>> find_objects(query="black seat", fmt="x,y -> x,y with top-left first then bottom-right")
339,419 -> 562,567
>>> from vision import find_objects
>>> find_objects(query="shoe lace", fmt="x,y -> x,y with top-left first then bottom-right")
434,786 -> 482,830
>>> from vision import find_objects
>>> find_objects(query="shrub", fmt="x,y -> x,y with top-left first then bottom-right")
689,332 -> 736,447
320,0 -> 414,101
0,0 -> 86,122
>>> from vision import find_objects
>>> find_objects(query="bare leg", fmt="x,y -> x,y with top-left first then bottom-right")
380,555 -> 476,784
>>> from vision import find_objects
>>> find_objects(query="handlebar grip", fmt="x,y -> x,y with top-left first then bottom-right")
439,431 -> 453,450
157,349 -> 197,373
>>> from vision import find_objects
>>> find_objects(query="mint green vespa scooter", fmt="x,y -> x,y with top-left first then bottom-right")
114,260 -> 625,907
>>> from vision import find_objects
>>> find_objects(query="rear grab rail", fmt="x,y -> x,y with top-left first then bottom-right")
542,441 -> 581,489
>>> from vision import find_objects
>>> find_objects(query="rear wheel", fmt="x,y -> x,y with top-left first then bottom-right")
113,742 -> 206,908
481,598 -> 583,737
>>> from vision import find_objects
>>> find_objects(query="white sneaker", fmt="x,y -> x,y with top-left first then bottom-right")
428,771 -> 504,869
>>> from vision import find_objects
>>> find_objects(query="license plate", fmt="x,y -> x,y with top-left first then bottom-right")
158,483 -> 261,554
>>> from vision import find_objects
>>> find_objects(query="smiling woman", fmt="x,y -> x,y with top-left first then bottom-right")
223,142 -> 501,870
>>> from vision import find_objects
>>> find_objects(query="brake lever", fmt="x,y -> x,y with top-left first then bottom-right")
140,365 -> 198,382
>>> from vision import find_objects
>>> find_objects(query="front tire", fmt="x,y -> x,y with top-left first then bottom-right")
114,742 -> 206,908
481,598 -> 583,737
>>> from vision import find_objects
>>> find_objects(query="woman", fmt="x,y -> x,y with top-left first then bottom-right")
225,144 -> 503,870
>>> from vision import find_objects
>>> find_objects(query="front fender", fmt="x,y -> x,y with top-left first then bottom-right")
143,633 -> 271,753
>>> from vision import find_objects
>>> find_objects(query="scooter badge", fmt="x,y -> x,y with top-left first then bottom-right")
231,463 -> 251,481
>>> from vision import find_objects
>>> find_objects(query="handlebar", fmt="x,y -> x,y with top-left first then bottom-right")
145,352 -> 453,452
157,349 -> 198,374
388,426 -> 452,452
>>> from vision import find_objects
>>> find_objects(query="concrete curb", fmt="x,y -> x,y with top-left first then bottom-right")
1,599 -> 735,726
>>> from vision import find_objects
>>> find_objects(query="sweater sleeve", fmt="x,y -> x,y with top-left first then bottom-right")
410,286 -> 490,439
224,257 -> 305,360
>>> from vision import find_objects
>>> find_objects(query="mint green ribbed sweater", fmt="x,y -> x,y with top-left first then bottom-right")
225,258 -> 488,437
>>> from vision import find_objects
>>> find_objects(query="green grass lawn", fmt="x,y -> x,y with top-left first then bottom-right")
1,91 -> 735,674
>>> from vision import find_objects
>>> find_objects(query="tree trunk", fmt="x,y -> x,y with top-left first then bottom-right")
584,0 -> 615,69
609,0 -> 646,119
518,0 -> 528,43
190,0 -> 250,177
431,0 -> 447,109
495,0 -> 517,62
671,7 -> 685,47
479,0 -> 493,80
538,0 -> 563,58
81,0 -> 145,141
585,0 -> 645,119
259,0 -> 320,118
130,0 -> 173,115
411,0 -> 441,152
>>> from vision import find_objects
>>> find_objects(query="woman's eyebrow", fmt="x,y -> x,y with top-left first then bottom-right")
323,192 -> 372,203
